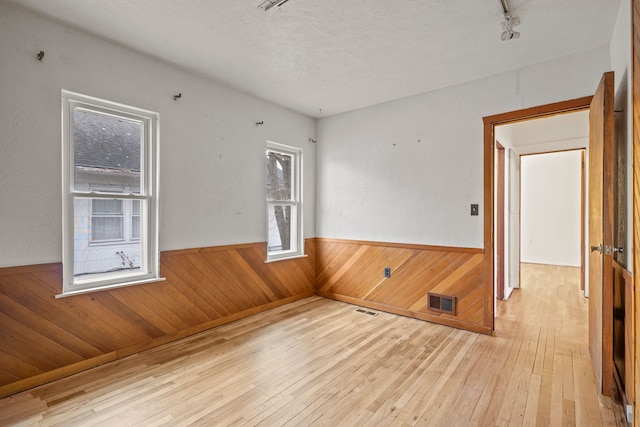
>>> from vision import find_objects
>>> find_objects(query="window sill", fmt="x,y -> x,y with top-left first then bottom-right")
56,276 -> 166,298
265,254 -> 308,264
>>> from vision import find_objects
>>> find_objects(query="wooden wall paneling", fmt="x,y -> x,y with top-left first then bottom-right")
455,286 -> 485,325
228,250 -> 283,300
207,250 -> 270,307
377,250 -> 448,304
315,238 -> 489,334
160,253 -> 238,316
0,240 -> 315,397
161,255 -> 235,320
0,291 -> 103,359
0,347 -> 44,380
91,292 -> 167,339
110,287 -> 186,334
624,268 -> 635,417
0,371 -> 19,387
613,261 -> 629,400
0,270 -> 118,353
0,311 -> 84,370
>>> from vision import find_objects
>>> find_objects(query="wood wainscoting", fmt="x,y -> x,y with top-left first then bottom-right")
0,240 -> 315,398
315,238 -> 491,335
612,260 -> 635,420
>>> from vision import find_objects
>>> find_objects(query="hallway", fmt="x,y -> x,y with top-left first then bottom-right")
495,263 -> 624,425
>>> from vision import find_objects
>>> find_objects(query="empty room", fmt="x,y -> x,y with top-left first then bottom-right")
0,0 -> 638,425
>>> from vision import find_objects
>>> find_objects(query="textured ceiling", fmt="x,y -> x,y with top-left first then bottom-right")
499,110 -> 589,149
9,0 -> 621,117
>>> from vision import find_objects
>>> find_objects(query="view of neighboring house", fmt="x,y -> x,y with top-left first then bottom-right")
72,109 -> 142,277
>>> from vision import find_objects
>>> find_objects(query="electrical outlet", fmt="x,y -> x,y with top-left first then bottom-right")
470,204 -> 479,216
384,267 -> 391,278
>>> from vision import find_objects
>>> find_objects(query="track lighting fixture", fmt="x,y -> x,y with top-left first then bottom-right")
499,0 -> 520,41
259,0 -> 291,12
501,24 -> 520,41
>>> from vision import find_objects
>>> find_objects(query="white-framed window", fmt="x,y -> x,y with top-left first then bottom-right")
61,90 -> 163,295
266,141 -> 303,261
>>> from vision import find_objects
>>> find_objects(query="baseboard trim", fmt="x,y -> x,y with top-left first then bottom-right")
317,291 -> 492,336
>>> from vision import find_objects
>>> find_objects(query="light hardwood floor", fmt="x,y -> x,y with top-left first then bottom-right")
0,264 -> 626,426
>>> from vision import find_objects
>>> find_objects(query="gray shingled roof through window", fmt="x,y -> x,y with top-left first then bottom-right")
74,109 -> 141,172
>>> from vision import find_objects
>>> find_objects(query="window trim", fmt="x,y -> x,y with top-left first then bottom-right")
61,90 -> 162,295
266,141 -> 303,262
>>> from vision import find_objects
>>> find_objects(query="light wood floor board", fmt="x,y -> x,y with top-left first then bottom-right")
0,264 -> 626,426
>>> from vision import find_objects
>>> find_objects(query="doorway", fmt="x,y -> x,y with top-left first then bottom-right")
492,109 -> 589,301
484,84 -> 632,404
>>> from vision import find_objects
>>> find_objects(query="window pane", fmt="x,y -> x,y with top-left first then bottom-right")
92,198 -> 122,214
266,151 -> 292,201
131,216 -> 140,240
74,198 -> 141,278
132,199 -> 140,215
73,109 -> 142,193
131,199 -> 141,240
267,205 -> 292,252
91,217 -> 123,241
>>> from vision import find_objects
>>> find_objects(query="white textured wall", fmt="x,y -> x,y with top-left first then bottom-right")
0,2 -> 316,267
508,149 -> 520,289
316,48 -> 611,248
494,126 -> 519,299
520,151 -> 582,267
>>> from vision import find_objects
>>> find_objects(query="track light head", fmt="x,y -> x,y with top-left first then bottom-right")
500,15 -> 520,41
501,29 -> 520,41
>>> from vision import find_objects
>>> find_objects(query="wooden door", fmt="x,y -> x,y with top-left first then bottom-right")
588,71 -> 615,397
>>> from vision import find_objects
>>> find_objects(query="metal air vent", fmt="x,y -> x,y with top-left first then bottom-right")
354,308 -> 379,317
427,293 -> 456,315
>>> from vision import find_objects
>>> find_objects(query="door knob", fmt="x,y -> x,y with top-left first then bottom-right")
614,247 -> 624,253
590,244 -> 602,253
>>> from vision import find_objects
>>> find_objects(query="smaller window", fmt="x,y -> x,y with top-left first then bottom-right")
266,141 -> 303,261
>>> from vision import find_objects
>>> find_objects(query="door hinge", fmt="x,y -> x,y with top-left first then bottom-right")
626,404 -> 632,424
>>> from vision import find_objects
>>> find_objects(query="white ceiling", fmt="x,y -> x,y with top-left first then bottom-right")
506,110 -> 589,146
496,110 -> 590,155
9,0 -> 621,118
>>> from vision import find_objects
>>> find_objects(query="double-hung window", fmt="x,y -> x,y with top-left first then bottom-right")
266,141 -> 303,261
61,90 -> 162,295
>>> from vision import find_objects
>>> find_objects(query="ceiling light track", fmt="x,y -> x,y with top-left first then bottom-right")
499,0 -> 520,41
260,0 -> 291,12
